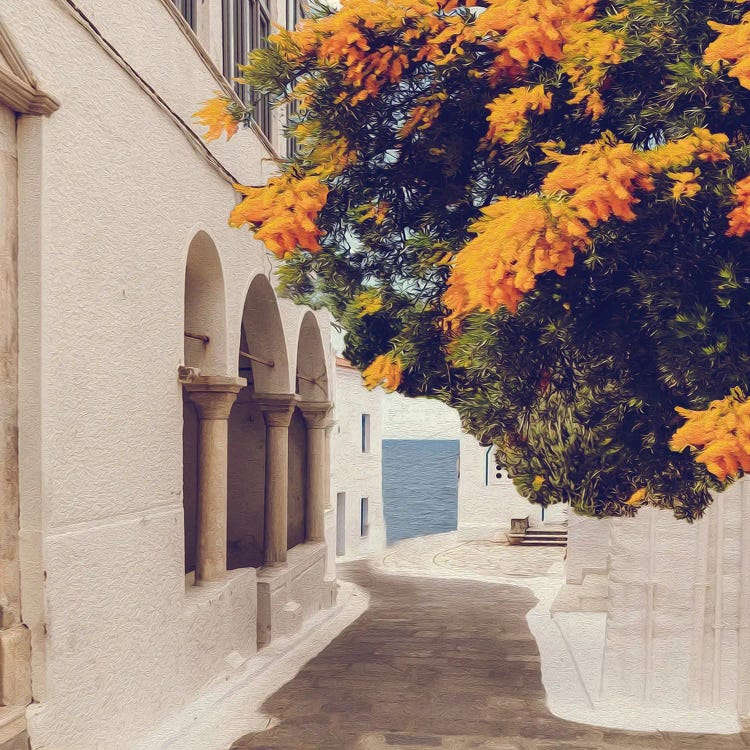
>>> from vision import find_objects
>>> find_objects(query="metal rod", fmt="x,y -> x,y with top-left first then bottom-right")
297,374 -> 318,384
240,350 -> 275,368
184,331 -> 209,344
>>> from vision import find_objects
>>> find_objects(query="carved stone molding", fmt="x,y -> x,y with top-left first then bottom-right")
0,20 -> 59,115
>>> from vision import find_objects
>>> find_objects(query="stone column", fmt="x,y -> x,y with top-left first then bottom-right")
184,376 -> 244,583
256,394 -> 297,566
300,402 -> 333,543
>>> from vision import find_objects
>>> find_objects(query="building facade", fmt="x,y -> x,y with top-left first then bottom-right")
458,433 -> 567,532
559,483 -> 750,730
0,2 -> 341,747
329,358 -> 387,563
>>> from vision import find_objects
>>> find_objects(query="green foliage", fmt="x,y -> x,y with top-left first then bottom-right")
242,0 -> 750,519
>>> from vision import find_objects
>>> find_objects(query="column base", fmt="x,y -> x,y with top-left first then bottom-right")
0,626 -> 31,707
256,542 -> 328,648
0,707 -> 27,750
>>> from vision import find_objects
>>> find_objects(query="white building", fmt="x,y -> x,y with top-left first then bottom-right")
0,2 -> 349,747
557,483 -> 750,732
379,392 -> 564,535
329,358 -> 387,562
458,433 -> 567,532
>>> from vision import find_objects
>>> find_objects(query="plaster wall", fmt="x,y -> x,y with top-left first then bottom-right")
599,483 -> 750,722
2,2 -> 334,746
557,479 -> 750,727
382,393 -> 461,440
565,514 -> 610,584
458,432 -> 567,531
330,366 -> 387,559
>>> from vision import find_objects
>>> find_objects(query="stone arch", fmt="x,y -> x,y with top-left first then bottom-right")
182,230 -> 228,576
295,311 -> 330,403
183,230 -> 227,376
238,274 -> 291,393
226,274 -> 292,570
288,312 -> 331,550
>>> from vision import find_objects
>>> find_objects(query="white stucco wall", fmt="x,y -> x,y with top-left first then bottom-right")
599,482 -> 750,723
458,432 -> 567,531
330,363 -> 387,559
565,514 -> 610,584
381,393 -> 461,440
5,2 -> 334,747
557,478 -> 750,728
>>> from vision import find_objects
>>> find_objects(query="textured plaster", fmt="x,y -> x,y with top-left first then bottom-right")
382,392 -> 461,440
458,432 -> 567,531
131,581 -> 368,750
565,514 -> 610,584
558,481 -> 750,731
330,367 -> 387,560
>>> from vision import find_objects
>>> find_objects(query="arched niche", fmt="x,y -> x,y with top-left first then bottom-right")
287,312 -> 330,551
182,230 -> 227,576
226,274 -> 291,569
183,230 -> 227,376
239,274 -> 291,393
295,311 -> 330,403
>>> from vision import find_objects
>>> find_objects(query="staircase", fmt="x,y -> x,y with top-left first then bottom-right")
507,517 -> 568,547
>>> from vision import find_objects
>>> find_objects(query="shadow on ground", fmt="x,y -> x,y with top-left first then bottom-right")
230,561 -> 748,750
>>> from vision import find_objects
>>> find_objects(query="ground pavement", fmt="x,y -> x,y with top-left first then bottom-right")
229,534 -> 750,750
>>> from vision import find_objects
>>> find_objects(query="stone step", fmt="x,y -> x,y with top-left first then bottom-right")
507,527 -> 568,547
525,526 -> 567,535
517,538 -> 568,547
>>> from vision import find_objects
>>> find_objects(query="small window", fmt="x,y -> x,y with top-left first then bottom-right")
222,0 -> 272,138
361,414 -> 371,453
172,0 -> 196,29
360,497 -> 369,537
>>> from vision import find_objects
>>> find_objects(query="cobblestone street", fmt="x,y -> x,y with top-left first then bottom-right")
229,550 -> 749,750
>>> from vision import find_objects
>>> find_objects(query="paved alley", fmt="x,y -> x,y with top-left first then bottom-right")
229,557 -> 749,750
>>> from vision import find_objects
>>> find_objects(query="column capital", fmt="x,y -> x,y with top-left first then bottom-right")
254,393 -> 298,428
299,401 -> 334,429
184,376 -> 246,419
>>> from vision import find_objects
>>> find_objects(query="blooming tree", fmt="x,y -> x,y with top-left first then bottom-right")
197,0 -> 750,519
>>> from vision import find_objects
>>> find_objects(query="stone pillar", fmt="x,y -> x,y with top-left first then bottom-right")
300,402 -> 333,543
0,105 -> 30,709
184,376 -> 244,583
256,394 -> 297,566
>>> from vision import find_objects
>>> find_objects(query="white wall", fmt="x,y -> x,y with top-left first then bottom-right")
330,365 -> 386,558
458,432 -> 566,531
382,393 -> 461,440
565,514 -> 610,584
5,1 -> 333,746
600,482 -> 750,722
557,479 -> 750,727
